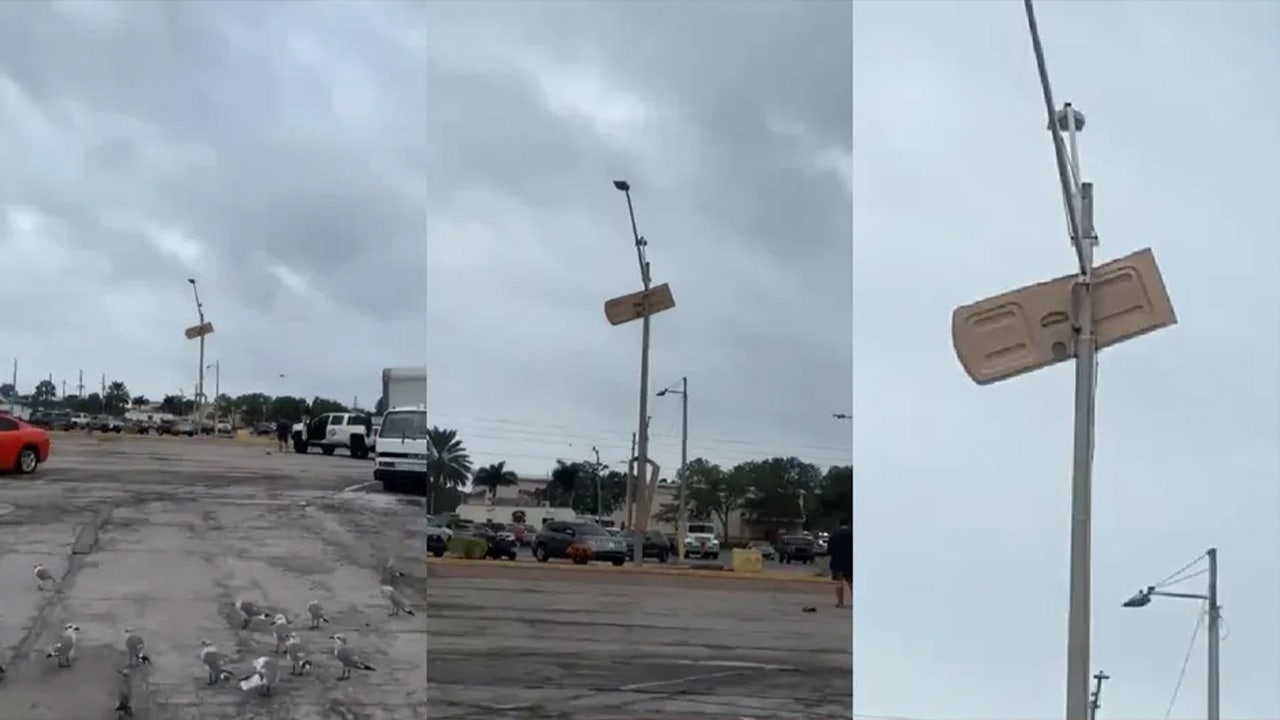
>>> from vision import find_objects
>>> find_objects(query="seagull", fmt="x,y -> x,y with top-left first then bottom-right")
33,564 -> 56,591
283,633 -> 312,676
329,634 -> 376,681
305,600 -> 330,629
115,668 -> 134,718
270,614 -> 291,654
234,599 -> 272,629
238,656 -> 279,696
381,557 -> 406,585
46,624 -> 81,668
380,585 -> 415,617
198,640 -> 236,685
123,628 -> 150,666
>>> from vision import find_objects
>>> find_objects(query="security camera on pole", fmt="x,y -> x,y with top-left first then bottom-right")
605,180 -> 677,565
951,4 -> 1178,719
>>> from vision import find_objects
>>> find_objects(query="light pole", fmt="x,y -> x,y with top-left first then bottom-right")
657,377 -> 688,561
187,278 -> 206,424
614,179 -> 652,565
1122,548 -> 1220,720
206,361 -> 220,431
590,445 -> 602,519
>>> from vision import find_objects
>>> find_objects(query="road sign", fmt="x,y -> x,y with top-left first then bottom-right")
952,247 -> 1176,385
604,283 -> 676,326
184,321 -> 215,340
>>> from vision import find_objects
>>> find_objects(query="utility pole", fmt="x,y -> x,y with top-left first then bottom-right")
1207,547 -> 1220,720
60,380 -> 66,398
614,179 -> 653,564
625,431 -> 637,529
10,358 -> 15,389
1024,4 -> 1099,717
658,378 -> 690,560
591,445 -> 603,519
1088,670 -> 1109,720
206,361 -> 221,430
100,374 -> 106,414
77,369 -> 83,398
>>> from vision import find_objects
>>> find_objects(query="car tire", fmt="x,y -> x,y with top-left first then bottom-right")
534,545 -> 550,563
573,555 -> 590,565
432,547 -> 445,558
710,552 -> 719,560
15,446 -> 39,474
321,445 -> 336,456
611,558 -> 625,567
506,552 -> 517,561
658,552 -> 669,563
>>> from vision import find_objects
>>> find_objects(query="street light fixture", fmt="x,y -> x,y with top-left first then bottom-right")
656,378 -> 689,561
614,178 -> 652,565
188,278 -> 207,425
1122,547 -> 1220,720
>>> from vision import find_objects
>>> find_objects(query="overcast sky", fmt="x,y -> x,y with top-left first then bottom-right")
853,2 -> 1279,719
0,2 -> 425,407
425,1 -> 854,479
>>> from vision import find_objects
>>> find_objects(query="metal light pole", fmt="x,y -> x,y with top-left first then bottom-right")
1121,548 -> 1220,720
187,278 -> 206,424
657,377 -> 689,561
206,361 -> 220,431
590,445 -> 603,519
1087,670 -> 1109,720
1023,4 -> 1099,717
614,179 -> 652,565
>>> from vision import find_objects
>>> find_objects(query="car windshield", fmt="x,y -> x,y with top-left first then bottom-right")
571,523 -> 609,537
379,410 -> 427,440
782,536 -> 811,545
687,524 -> 715,535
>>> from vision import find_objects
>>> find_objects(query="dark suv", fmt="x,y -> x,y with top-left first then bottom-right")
533,521 -> 629,566
618,529 -> 671,562
775,535 -> 816,564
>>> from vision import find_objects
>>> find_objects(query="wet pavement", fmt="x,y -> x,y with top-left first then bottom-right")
0,435 -> 426,719
426,565 -> 852,720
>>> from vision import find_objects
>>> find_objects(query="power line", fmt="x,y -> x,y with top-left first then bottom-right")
1163,604 -> 1207,720
1153,550 -> 1208,589
437,414 -> 853,454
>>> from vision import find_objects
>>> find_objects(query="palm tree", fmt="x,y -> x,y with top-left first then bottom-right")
131,396 -> 150,409
473,461 -> 519,501
426,426 -> 472,513
104,381 -> 130,416
549,461 -> 582,509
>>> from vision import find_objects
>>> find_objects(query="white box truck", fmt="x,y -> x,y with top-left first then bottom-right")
373,367 -> 428,494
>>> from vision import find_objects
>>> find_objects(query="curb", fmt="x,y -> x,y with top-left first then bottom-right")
426,557 -> 832,584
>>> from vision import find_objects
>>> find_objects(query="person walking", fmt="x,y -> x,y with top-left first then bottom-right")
275,418 -> 292,452
828,519 -> 852,608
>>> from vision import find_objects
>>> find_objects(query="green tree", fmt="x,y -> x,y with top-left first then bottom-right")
0,383 -> 14,400
234,393 -> 272,425
61,394 -> 80,410
473,461 -> 519,500
309,397 -> 348,416
32,379 -> 57,408
104,381 -> 130,416
159,395 -> 189,416
374,395 -> 388,415
426,426 -> 472,513
685,458 -> 751,541
266,396 -> 308,423
131,396 -> 150,409
78,392 -> 104,415
807,465 -> 852,530
739,456 -> 821,524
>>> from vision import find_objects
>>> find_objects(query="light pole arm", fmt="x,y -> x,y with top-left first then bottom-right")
1150,590 -> 1209,601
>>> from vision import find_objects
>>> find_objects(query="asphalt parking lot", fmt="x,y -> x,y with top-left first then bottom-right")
426,563 -> 853,720
0,433 -> 427,719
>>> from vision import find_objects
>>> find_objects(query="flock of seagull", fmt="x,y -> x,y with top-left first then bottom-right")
19,559 -> 418,717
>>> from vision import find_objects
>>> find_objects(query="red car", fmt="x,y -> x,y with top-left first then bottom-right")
0,415 -> 51,474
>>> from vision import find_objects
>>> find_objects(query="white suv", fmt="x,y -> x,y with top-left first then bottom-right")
684,522 -> 721,560
291,413 -> 374,458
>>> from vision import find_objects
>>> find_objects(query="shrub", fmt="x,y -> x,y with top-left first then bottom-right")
565,542 -> 594,565
447,536 -> 488,559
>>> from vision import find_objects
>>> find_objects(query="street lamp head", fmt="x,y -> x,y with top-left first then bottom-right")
655,389 -> 668,397
1122,587 -> 1155,608
612,180 -> 630,192
187,278 -> 196,285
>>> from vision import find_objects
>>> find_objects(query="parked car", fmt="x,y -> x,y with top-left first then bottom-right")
533,521 -> 629,566
749,540 -> 779,562
472,528 -> 518,561
252,422 -> 275,436
68,412 -> 91,430
91,416 -> 123,433
618,529 -> 671,562
0,415 -> 51,474
775,535 -> 816,564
